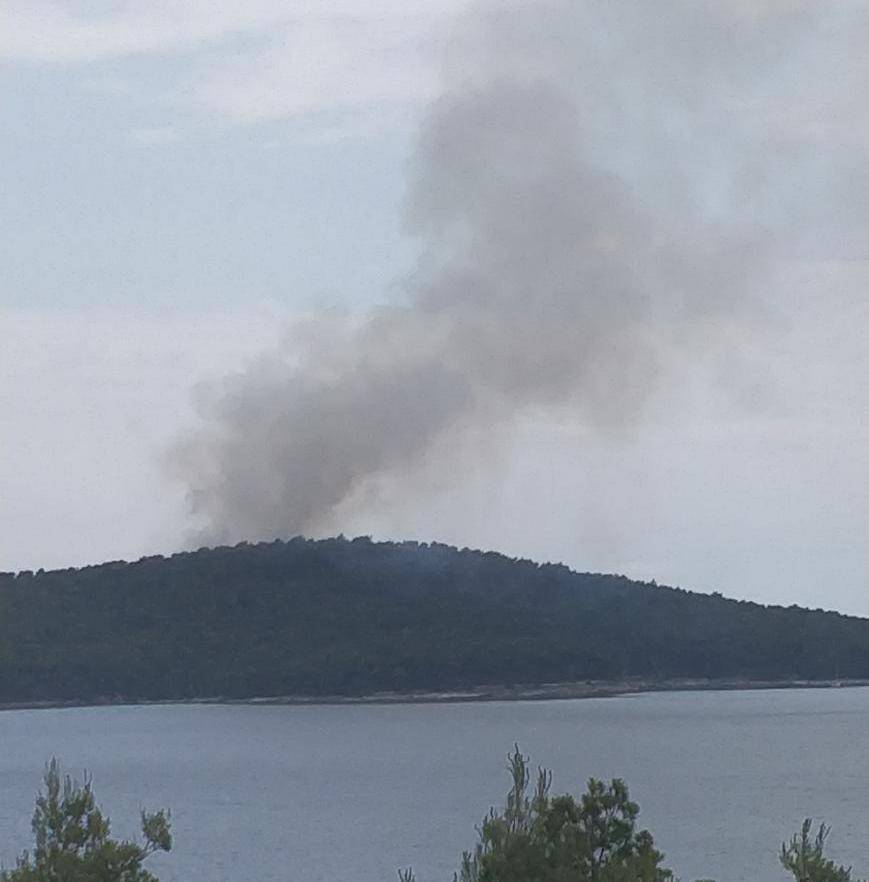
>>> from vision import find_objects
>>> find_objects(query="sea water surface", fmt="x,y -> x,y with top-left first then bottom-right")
1,688 -> 867,882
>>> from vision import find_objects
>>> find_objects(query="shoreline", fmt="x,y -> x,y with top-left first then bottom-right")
2,677 -> 867,714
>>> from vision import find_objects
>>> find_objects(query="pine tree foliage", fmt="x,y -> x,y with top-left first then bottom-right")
1,760 -> 171,882
1,751 -> 864,882
780,819 -> 863,882
401,747 -> 672,882
397,749 -> 865,882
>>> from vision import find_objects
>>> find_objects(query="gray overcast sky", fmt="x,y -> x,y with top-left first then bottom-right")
1,1 -> 866,616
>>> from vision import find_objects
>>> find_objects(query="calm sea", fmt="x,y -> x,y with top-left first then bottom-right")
1,688 -> 866,882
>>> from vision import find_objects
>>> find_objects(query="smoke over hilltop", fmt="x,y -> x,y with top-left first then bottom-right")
171,1 -> 860,545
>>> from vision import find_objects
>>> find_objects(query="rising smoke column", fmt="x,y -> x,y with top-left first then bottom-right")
169,1 -> 832,545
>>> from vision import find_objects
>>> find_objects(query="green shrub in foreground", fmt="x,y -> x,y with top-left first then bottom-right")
3,753 -> 862,882
1,760 -> 170,882
398,746 -> 864,882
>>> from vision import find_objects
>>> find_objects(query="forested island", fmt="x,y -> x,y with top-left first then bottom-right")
1,536 -> 867,706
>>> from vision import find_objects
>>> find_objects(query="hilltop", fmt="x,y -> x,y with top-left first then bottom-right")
1,536 -> 867,706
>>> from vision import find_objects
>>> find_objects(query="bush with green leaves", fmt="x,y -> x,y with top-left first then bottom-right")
1,759 -> 171,882
397,747 -> 864,882
3,751 -> 863,882
400,746 -> 672,882
780,819 -> 862,882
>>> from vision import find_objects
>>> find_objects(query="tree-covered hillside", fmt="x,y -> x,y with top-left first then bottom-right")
1,536 -> 867,704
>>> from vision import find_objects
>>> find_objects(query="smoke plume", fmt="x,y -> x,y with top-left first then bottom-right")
171,1 -> 862,545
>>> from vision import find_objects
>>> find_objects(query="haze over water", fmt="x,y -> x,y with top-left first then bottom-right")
1,687 -> 866,882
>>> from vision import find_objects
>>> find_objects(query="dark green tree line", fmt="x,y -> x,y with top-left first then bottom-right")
2,537 -> 867,705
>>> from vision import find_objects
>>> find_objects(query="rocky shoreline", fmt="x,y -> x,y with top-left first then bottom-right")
2,677 -> 867,713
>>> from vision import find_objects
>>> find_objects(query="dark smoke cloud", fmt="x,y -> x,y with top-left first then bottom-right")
170,0 -> 864,544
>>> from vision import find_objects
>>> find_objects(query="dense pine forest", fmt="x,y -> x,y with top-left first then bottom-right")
1,536 -> 867,705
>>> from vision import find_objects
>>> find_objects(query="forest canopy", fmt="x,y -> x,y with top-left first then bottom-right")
1,536 -> 867,705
